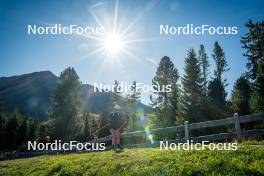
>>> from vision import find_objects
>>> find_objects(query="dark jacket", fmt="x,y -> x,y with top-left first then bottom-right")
107,111 -> 122,130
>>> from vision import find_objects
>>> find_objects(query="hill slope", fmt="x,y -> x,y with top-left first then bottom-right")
0,71 -> 57,119
0,71 -> 151,119
0,145 -> 263,176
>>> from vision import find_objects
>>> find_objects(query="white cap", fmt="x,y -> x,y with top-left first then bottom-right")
114,104 -> 121,110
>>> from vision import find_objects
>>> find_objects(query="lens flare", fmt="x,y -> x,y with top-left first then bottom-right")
148,134 -> 154,144
144,126 -> 154,144
140,115 -> 147,125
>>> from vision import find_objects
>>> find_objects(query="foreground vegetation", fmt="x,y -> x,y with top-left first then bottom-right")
0,144 -> 264,176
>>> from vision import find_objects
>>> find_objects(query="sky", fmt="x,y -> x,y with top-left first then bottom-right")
0,0 -> 264,104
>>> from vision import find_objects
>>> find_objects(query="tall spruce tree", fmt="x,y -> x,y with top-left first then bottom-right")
181,49 -> 203,122
231,75 -> 251,115
50,67 -> 82,141
198,44 -> 210,96
208,42 -> 230,119
198,45 -> 210,121
241,19 -> 264,112
212,41 -> 230,81
150,56 -> 179,127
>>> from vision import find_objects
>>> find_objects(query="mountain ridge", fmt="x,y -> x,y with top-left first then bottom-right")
0,71 -> 151,119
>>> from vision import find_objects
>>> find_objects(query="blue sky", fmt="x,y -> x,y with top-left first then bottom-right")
0,0 -> 264,104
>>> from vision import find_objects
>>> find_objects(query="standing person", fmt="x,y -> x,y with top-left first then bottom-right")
108,104 -> 123,150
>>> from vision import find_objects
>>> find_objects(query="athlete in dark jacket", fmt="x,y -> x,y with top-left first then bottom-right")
108,105 -> 123,150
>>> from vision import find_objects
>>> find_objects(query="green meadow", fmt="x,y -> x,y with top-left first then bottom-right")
0,144 -> 264,176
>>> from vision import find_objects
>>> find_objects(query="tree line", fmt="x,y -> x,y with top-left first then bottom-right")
150,41 -> 230,127
0,107 -> 39,151
150,19 -> 264,128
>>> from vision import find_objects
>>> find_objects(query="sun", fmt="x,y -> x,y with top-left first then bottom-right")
103,33 -> 124,57
76,0 -> 159,66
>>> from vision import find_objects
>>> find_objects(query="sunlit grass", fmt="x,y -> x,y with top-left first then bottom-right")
0,144 -> 264,176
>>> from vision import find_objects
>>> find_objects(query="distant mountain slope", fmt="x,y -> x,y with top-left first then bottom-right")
0,71 -> 57,119
0,71 -> 151,120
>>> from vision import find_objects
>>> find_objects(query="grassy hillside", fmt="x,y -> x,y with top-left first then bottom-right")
0,145 -> 264,176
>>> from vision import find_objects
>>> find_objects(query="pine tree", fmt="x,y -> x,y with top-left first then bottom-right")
37,124 -> 49,143
27,117 -> 38,141
82,112 -> 91,141
198,45 -> 211,121
198,44 -> 210,96
0,109 -> 7,150
181,49 -> 203,122
150,56 -> 179,127
208,41 -> 230,119
127,81 -> 141,131
207,90 -> 226,120
231,75 -> 251,115
241,19 -> 264,112
249,77 -> 264,113
208,79 -> 226,107
50,67 -> 82,141
17,117 -> 28,146
127,81 -> 141,103
168,81 -> 179,124
6,109 -> 21,149
212,41 -> 230,81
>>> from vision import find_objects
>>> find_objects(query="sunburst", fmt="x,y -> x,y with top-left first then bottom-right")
76,0 -> 160,71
